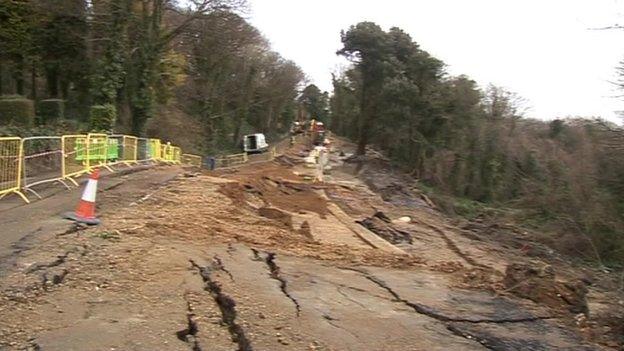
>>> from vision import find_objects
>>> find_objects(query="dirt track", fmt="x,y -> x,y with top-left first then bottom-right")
0,139 -> 621,350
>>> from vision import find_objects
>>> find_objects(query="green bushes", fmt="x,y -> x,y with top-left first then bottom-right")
0,95 -> 35,126
89,104 -> 117,132
36,99 -> 65,124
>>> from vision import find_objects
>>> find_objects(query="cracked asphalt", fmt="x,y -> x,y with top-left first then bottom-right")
0,140 -> 614,350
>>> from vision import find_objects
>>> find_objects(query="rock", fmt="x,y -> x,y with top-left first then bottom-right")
393,216 -> 412,223
298,221 -> 313,240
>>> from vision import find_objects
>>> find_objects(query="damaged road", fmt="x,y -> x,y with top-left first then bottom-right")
0,138 -> 618,350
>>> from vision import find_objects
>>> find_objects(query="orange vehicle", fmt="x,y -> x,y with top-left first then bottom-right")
310,120 -> 326,146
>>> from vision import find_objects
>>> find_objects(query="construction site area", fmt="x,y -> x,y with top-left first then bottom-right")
0,136 -> 623,351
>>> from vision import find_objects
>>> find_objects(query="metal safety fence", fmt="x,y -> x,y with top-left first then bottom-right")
161,143 -> 176,163
137,138 -> 150,162
172,146 -> 181,163
61,134 -> 88,186
22,136 -> 70,199
0,133 -> 189,204
108,135 -> 138,166
149,139 -> 162,161
213,152 -> 248,168
0,132 -> 294,204
85,133 -> 114,172
0,137 -> 29,203
182,154 -> 202,168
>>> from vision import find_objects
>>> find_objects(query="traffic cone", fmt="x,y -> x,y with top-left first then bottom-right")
63,169 -> 101,225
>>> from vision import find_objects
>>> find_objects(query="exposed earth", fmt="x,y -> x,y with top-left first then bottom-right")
0,137 -> 622,350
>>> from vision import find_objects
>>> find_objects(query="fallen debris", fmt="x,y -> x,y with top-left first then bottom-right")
258,207 -> 293,229
357,211 -> 413,244
502,263 -> 589,315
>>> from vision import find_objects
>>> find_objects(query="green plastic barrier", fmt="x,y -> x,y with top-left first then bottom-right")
74,136 -> 118,162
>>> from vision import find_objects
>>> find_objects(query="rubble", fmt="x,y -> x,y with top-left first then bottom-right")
356,211 -> 412,244
503,263 -> 589,315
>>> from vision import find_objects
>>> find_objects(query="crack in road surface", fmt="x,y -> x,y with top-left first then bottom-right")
190,260 -> 253,351
321,313 -> 359,340
344,267 -> 551,324
263,252 -> 301,317
212,255 -> 234,281
250,248 -> 262,261
446,324 -> 497,351
25,246 -> 82,274
41,268 -> 68,288
57,223 -> 88,236
176,295 -> 201,351
226,243 -> 236,256
419,221 -> 490,269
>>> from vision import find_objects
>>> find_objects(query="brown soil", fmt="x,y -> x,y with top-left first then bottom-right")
502,263 -> 589,315
215,162 -> 329,217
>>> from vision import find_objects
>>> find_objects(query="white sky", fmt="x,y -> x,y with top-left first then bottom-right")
248,0 -> 624,122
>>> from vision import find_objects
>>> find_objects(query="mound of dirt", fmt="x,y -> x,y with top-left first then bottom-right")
214,162 -> 329,217
357,211 -> 412,244
258,207 -> 292,228
503,263 -> 589,315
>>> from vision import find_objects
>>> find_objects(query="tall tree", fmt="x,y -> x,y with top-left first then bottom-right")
0,0 -> 36,96
337,22 -> 391,155
298,84 -> 329,123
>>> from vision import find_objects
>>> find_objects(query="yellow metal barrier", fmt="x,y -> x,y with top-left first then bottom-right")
182,154 -> 202,168
214,152 -> 248,168
172,146 -> 181,164
86,133 -> 114,172
122,135 -> 138,165
61,134 -> 88,186
1,132 -> 202,204
108,134 -> 138,166
0,137 -> 29,203
149,139 -> 162,161
137,138 -> 150,162
22,136 -> 71,199
161,145 -> 167,162
161,143 -> 175,163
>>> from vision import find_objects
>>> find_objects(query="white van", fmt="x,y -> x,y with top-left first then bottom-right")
243,133 -> 269,153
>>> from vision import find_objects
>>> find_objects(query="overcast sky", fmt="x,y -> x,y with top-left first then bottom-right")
247,0 -> 624,122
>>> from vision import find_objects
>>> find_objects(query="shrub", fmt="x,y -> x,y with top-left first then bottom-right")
37,99 -> 65,124
0,96 -> 35,126
89,104 -> 116,132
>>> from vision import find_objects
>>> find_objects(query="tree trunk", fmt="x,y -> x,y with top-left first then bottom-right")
61,78 -> 70,100
14,59 -> 25,95
356,81 -> 374,155
45,64 -> 59,98
0,61 -> 4,95
30,62 -> 37,101
131,104 -> 147,136
356,131 -> 368,155
266,104 -> 274,133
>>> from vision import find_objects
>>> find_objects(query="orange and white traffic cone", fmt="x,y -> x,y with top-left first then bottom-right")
63,169 -> 101,225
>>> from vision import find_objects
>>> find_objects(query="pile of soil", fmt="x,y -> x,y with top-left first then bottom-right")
503,263 -> 589,315
215,162 -> 329,218
258,207 -> 292,228
357,211 -> 412,245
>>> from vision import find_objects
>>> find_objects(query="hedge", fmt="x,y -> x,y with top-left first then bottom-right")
89,104 -> 117,132
0,96 -> 35,126
37,99 -> 65,124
